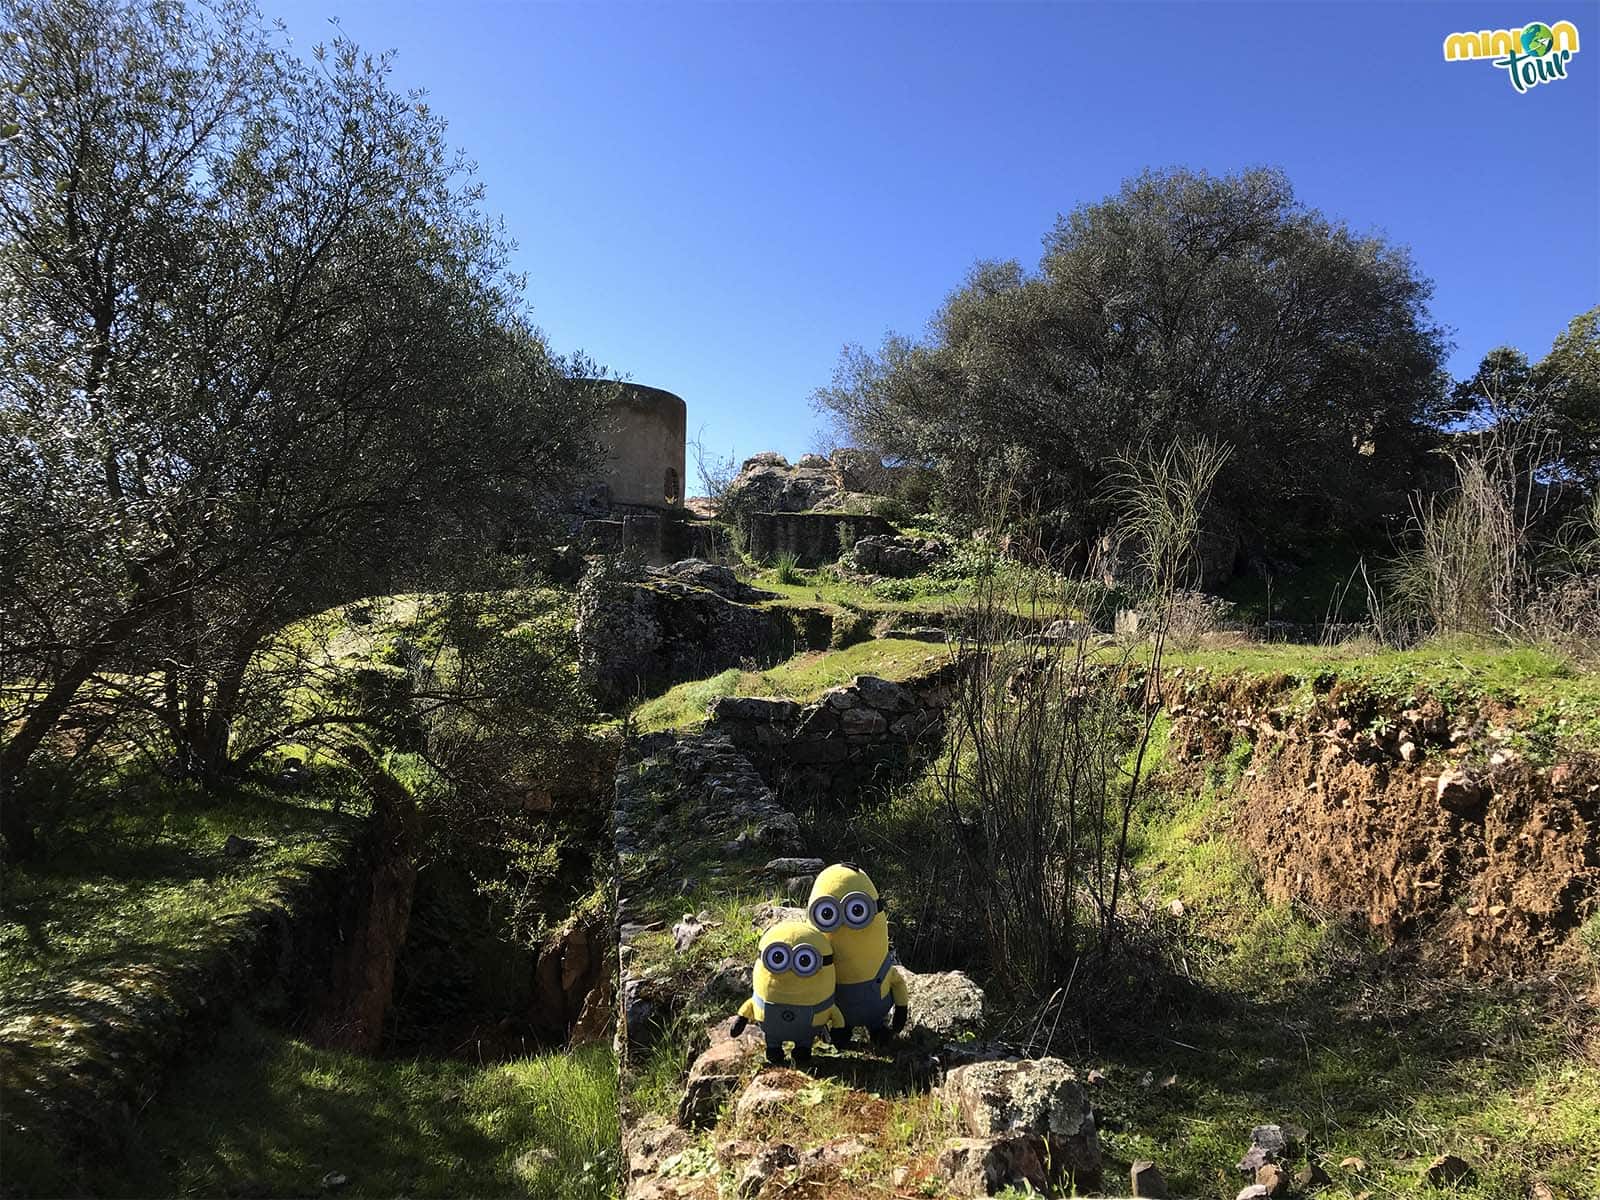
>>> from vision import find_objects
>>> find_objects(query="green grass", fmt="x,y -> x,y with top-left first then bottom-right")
0,776 -> 361,999
47,1012 -> 618,1199
1092,980 -> 1599,1200
632,637 -> 949,732
748,565 -> 1076,619
1160,637 -> 1600,753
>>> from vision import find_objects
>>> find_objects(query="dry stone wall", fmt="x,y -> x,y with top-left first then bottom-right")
742,511 -> 895,567
705,664 -> 960,799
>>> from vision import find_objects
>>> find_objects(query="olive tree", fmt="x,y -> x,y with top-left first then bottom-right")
0,0 -> 604,855
814,167 -> 1447,560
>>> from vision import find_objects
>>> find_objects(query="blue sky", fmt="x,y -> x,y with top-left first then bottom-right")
267,0 -> 1599,488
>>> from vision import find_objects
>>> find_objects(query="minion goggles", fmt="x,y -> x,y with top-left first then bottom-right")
808,892 -> 886,932
761,942 -> 834,976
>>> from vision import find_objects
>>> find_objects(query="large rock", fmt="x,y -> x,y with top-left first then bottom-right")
935,1134 -> 1051,1196
737,1143 -> 797,1198
709,697 -> 800,724
742,512 -> 896,568
852,674 -> 912,712
937,1057 -> 1101,1186
904,970 -> 987,1039
1435,768 -> 1490,815
845,534 -> 947,578
678,1033 -> 764,1129
656,558 -> 774,603
724,453 -> 844,514
734,1070 -> 811,1124
576,561 -> 825,707
1131,1159 -> 1169,1198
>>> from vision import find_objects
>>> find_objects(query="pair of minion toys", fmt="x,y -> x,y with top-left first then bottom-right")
730,862 -> 910,1066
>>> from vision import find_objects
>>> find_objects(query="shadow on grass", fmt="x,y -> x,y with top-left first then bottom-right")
1054,952 -> 1596,1200
11,1010 -> 618,1200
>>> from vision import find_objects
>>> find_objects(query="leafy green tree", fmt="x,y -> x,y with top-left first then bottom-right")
1534,307 -> 1600,486
814,167 -> 1447,559
0,0 -> 603,855
1442,308 -> 1600,489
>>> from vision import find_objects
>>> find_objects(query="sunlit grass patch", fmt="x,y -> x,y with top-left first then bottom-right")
64,1013 -> 618,1199
632,638 -> 948,732
0,776 -> 361,1000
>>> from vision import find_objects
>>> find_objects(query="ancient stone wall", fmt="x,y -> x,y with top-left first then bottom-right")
704,664 -> 960,799
743,511 -> 895,566
575,559 -> 839,707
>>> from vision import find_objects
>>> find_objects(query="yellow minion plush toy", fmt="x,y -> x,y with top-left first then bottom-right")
730,920 -> 844,1065
807,863 -> 908,1044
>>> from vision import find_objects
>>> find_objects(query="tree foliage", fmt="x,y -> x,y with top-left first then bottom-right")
0,0 -> 603,853
814,167 -> 1447,558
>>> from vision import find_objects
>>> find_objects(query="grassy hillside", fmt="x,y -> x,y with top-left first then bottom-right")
632,636 -> 948,732
52,1012 -> 617,1200
620,636 -> 1600,1200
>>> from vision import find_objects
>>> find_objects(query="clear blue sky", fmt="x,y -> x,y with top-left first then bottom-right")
267,0 -> 1599,488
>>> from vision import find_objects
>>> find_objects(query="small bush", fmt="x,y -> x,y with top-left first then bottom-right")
772,550 -> 804,584
871,578 -> 918,601
870,495 -> 913,525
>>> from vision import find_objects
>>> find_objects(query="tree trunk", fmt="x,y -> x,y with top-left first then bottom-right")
0,651 -> 106,859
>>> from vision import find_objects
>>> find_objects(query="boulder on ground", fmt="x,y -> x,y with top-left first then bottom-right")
845,534 -> 947,577
903,969 -> 987,1040
734,1070 -> 811,1124
1435,768 -> 1490,815
1130,1159 -> 1169,1198
936,1134 -> 1051,1196
678,1036 -> 764,1139
737,1142 -> 797,1198
657,558 -> 774,603
937,1057 -> 1100,1186
1424,1154 -> 1476,1188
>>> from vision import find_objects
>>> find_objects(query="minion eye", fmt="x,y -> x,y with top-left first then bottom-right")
763,944 -> 791,972
810,898 -> 841,931
843,893 -> 874,928
792,946 -> 819,976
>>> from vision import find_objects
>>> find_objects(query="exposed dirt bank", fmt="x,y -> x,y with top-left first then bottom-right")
1166,668 -> 1600,975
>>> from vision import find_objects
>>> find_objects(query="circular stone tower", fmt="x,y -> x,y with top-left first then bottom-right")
583,381 -> 687,509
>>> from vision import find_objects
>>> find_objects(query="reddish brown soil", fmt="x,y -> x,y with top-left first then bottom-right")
1169,681 -> 1600,976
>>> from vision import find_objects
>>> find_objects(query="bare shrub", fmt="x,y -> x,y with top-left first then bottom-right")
931,438 -> 1227,994
1389,454 -> 1530,636
688,426 -> 739,510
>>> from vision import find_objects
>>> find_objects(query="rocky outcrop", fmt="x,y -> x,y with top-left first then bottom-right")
843,534 -> 947,578
576,559 -> 834,706
679,1030 -> 765,1129
724,453 -> 845,515
903,969 -> 987,1040
742,511 -> 896,567
532,915 -> 613,1044
936,1057 -> 1102,1190
705,664 -> 958,798
719,449 -> 912,521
